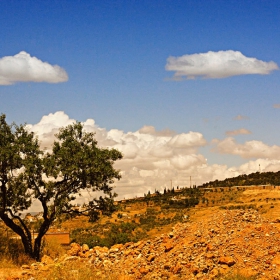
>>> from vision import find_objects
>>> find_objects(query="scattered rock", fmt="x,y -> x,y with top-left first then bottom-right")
26,209 -> 280,280
67,242 -> 81,256
218,256 -> 236,266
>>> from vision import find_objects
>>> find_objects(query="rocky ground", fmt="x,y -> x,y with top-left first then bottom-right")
14,208 -> 280,280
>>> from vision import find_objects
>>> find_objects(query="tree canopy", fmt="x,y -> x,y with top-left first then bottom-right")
0,114 -> 122,260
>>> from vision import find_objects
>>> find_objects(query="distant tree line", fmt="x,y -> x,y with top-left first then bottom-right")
142,186 -> 201,209
198,171 -> 280,188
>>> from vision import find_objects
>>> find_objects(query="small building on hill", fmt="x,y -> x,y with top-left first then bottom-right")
44,232 -> 70,246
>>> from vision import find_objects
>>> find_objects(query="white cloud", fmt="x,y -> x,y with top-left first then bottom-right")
26,111 -> 75,151
27,112 -> 280,199
170,154 -> 206,170
239,159 -> 280,174
166,50 -> 278,79
226,128 -> 251,136
0,51 -> 68,85
139,125 -> 175,136
27,112 -> 209,198
167,132 -> 207,148
212,137 -> 280,159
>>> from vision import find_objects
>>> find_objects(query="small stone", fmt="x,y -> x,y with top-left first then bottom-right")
68,243 -> 81,256
21,265 -> 30,270
164,242 -> 174,252
82,244 -> 89,252
139,267 -> 149,274
64,256 -> 79,262
218,256 -> 236,267
147,255 -> 155,262
168,232 -> 174,238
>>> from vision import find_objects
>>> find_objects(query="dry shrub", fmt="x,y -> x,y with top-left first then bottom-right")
42,238 -> 67,259
34,260 -> 120,280
0,256 -> 17,269
15,252 -> 34,266
0,237 -> 32,266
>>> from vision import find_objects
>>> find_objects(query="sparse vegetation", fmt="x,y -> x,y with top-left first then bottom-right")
40,262 -> 121,280
220,204 -> 257,210
220,271 -> 257,280
2,171 -> 280,278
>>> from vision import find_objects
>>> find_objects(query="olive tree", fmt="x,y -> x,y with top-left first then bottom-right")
0,114 -> 122,260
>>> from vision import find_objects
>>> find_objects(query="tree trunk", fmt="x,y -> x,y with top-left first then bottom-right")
0,213 -> 48,261
33,219 -> 51,261
16,233 -> 33,258
33,236 -> 42,261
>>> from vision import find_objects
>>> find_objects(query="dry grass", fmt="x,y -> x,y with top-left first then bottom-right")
242,189 -> 280,198
33,261 -> 119,280
0,257 -> 122,280
59,216 -> 93,231
42,238 -> 68,259
0,256 -> 23,280
220,271 -> 257,280
0,257 -> 18,269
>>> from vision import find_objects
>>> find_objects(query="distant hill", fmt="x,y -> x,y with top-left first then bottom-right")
199,171 -> 280,188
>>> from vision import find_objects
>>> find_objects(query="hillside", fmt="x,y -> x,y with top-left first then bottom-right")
14,206 -> 280,280
3,171 -> 280,279
199,171 -> 280,188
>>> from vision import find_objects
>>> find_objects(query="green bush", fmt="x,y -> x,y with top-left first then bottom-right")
71,222 -> 144,248
220,204 -> 256,210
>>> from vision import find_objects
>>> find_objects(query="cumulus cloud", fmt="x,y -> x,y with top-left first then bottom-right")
234,115 -> 249,120
238,158 -> 280,174
226,128 -> 251,136
165,50 -> 278,79
168,132 -> 207,149
26,111 -> 75,150
170,154 -> 206,170
273,104 -> 280,109
27,112 -> 209,198
212,137 -> 280,159
139,125 -> 175,136
0,51 -> 68,85
27,112 -> 280,199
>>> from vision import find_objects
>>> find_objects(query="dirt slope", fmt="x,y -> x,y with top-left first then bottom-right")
16,208 -> 280,280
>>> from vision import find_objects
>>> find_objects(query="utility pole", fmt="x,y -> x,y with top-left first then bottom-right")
170,180 -> 172,190
190,176 -> 192,188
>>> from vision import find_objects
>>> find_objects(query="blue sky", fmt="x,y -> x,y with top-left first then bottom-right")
1,1 -> 280,198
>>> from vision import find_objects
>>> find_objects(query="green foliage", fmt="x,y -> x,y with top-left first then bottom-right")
71,229 -> 104,248
0,114 -> 122,260
139,214 -> 157,231
220,204 -> 256,210
200,171 -> 280,188
144,186 -> 201,210
71,222 -> 146,248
